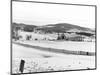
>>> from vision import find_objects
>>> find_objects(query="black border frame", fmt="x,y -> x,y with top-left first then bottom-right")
11,0 -> 97,75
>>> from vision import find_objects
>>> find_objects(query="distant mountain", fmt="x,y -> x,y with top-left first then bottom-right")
12,22 -> 94,34
36,23 -> 94,33
12,22 -> 37,28
12,22 -> 37,32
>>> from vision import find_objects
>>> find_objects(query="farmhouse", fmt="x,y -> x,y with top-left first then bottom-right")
13,29 -> 95,42
57,33 -> 66,40
16,30 -> 57,41
57,33 -> 95,42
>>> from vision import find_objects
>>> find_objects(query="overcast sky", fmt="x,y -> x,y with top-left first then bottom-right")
12,1 -> 95,28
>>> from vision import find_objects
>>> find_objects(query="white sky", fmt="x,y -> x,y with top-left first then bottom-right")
12,1 -> 95,28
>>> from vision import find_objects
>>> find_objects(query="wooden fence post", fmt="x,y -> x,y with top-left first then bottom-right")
19,59 -> 25,73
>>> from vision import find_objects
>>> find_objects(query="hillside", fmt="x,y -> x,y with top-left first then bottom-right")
12,22 -> 94,33
36,23 -> 94,33
12,22 -> 37,32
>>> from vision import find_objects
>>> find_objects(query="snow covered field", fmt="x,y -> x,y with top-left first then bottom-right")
16,40 -> 95,52
12,41 -> 95,74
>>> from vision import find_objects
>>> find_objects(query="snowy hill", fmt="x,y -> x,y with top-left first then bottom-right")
12,22 -> 95,34
36,23 -> 94,33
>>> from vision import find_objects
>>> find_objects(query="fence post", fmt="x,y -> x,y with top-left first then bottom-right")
19,59 -> 25,73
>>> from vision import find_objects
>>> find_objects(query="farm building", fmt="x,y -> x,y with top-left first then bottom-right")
13,29 -> 95,42
16,30 -> 58,41
83,36 -> 95,42
57,33 -> 66,40
56,33 -> 84,41
57,33 -> 95,42
66,36 -> 85,41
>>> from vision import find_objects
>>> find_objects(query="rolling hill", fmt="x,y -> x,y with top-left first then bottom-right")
12,22 -> 94,33
36,23 -> 94,33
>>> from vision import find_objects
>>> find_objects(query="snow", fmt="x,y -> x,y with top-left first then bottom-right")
18,31 -> 57,40
16,40 -> 95,52
44,26 -> 54,27
12,43 -> 95,74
